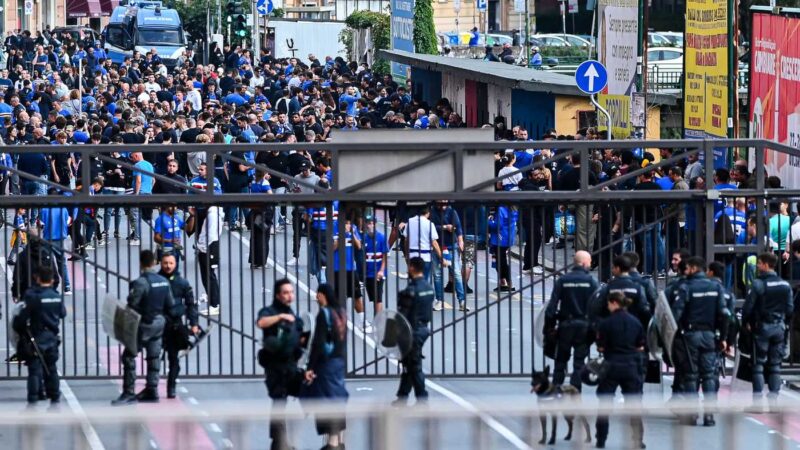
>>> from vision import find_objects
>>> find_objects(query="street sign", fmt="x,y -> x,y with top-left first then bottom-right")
24,0 -> 32,15
574,60 -> 608,95
454,0 -> 461,13
568,0 -> 578,13
256,0 -> 273,15
477,0 -> 487,12
513,0 -> 525,13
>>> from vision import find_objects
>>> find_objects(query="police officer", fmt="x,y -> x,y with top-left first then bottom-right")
671,257 -> 729,426
743,252 -> 794,410
112,250 -> 179,406
13,266 -> 65,405
256,278 -> 305,450
595,291 -> 646,449
394,256 -> 435,405
707,261 -> 736,354
158,253 -> 199,399
623,252 -> 658,312
591,255 -> 650,329
545,250 -> 598,389
665,250 -> 690,398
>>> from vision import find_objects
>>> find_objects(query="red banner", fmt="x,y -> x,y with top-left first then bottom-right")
751,12 -> 800,187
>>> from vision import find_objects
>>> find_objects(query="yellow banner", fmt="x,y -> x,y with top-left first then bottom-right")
683,0 -> 728,138
597,94 -> 632,139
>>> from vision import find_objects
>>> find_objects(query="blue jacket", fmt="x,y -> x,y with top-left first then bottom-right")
488,206 -> 518,248
40,206 -> 70,241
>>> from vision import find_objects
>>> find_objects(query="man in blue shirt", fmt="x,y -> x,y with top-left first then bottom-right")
469,27 -> 480,47
333,220 -> 366,327
190,163 -> 222,194
154,206 -> 185,265
712,167 -> 737,215
430,200 -> 468,311
39,192 -> 71,294
224,85 -> 248,107
131,152 -> 154,245
362,215 -> 388,333
0,92 -> 13,125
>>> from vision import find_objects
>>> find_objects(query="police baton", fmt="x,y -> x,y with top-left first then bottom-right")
26,328 -> 49,377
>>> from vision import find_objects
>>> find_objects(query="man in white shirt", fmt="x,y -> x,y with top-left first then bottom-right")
187,205 -> 223,316
403,205 -> 444,283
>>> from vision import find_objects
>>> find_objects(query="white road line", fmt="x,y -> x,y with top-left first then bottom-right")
209,423 -> 222,433
232,231 -> 531,450
60,377 -> 106,450
187,397 -> 199,405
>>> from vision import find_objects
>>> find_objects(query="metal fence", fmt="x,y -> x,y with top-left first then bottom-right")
2,395 -> 797,450
0,138 -> 797,380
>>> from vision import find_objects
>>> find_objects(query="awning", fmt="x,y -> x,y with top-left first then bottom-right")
67,0 -> 103,18
99,0 -> 120,16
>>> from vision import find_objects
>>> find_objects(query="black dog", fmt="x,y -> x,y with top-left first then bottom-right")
531,366 -> 592,445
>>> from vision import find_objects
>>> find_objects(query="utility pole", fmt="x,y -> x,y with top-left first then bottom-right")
524,0 -> 530,65
253,0 -> 261,60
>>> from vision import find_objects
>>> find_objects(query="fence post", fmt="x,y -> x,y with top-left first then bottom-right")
703,139 -> 716,264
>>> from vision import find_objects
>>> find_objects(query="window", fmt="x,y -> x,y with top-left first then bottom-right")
137,28 -> 183,46
106,25 -> 126,47
662,50 -> 681,61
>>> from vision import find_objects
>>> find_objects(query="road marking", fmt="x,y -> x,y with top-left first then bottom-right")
60,377 -> 106,450
187,397 -> 199,405
149,439 -> 158,449
209,423 -> 222,433
232,231 -> 531,450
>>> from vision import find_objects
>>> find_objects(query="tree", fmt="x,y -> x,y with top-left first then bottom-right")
413,0 -> 438,55
342,11 -> 391,74
165,0 -> 221,44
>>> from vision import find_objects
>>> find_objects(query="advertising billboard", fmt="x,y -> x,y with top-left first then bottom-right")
597,0 -> 638,138
683,0 -> 728,140
391,0 -> 414,81
750,12 -> 800,187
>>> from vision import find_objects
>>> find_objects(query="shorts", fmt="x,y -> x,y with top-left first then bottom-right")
462,239 -> 476,269
334,270 -> 363,300
365,277 -> 384,303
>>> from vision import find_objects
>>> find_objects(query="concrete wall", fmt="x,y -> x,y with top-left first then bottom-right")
487,82 -> 512,125
554,95 -> 591,135
441,71 -> 466,119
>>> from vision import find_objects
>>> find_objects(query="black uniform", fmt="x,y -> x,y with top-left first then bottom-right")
742,270 -> 794,396
595,308 -> 646,447
671,272 -> 729,400
119,271 -> 178,401
256,301 -> 304,450
664,275 -> 687,389
545,266 -> 599,388
159,269 -> 198,398
629,270 -> 658,313
397,275 -> 435,400
591,275 -> 651,329
13,285 -> 65,403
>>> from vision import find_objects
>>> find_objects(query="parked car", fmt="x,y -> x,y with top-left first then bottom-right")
539,33 -> 591,48
647,32 -> 673,47
647,46 -> 683,71
52,26 -> 101,45
658,31 -> 684,47
531,34 -> 570,47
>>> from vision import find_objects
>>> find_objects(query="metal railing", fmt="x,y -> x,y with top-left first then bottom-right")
0,138 -> 798,380
2,395 -> 797,450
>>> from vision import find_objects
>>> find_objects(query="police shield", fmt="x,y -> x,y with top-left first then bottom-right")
7,302 -> 24,353
370,310 -> 413,360
647,318 -> 663,360
654,292 -> 677,362
178,324 -> 214,358
298,311 -> 316,368
534,300 -> 549,347
731,327 -> 755,391
101,294 -> 141,354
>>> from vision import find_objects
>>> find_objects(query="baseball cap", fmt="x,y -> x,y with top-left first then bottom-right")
299,160 -> 312,170
383,111 -> 395,120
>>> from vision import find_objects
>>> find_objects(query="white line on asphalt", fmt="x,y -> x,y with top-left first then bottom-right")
60,377 -> 106,450
232,231 -> 532,450
745,417 -> 763,426
209,423 -> 222,433
149,439 -> 158,449
187,397 -> 199,405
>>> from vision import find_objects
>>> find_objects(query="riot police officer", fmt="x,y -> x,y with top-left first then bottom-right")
591,255 -> 650,329
545,250 -> 598,389
665,251 -> 690,398
743,252 -> 794,409
671,257 -> 729,426
13,266 -> 65,405
623,252 -> 658,312
158,253 -> 199,399
394,256 -> 435,405
112,250 -> 179,406
595,291 -> 646,449
256,278 -> 305,450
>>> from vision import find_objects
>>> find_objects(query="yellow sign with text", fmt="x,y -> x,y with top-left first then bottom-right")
683,0 -> 728,138
597,94 -> 632,139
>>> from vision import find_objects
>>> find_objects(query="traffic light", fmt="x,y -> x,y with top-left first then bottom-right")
234,14 -> 248,37
226,0 -> 244,17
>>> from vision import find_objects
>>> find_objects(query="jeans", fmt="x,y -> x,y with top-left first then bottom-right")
753,322 -> 786,395
636,223 -> 665,275
272,187 -> 287,228
308,238 -> 327,284
131,194 -> 152,240
102,188 -> 124,234
48,239 -> 70,291
432,248 -> 465,303
225,186 -> 249,226
198,242 -> 220,308
23,176 -> 47,222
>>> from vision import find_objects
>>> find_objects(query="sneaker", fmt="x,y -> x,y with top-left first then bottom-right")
433,300 -> 444,311
286,257 -> 298,266
533,266 -> 544,275
397,272 -> 408,279
443,281 -> 454,293
129,239 -> 140,246
97,238 -> 107,247
85,244 -> 95,251
199,293 -> 208,303
657,271 -> 666,279
63,289 -> 73,296
250,264 -> 264,270
465,286 -> 474,294
458,302 -> 471,312
522,268 -> 532,275
113,231 -> 120,239
275,225 -> 285,233
265,262 -> 273,269
6,353 -> 21,364
364,322 -> 374,334
554,241 -> 566,249
201,306 -> 220,316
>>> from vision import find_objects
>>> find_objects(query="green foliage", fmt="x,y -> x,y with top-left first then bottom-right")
343,11 -> 391,74
167,0 -> 219,43
271,7 -> 285,17
413,0 -> 438,55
